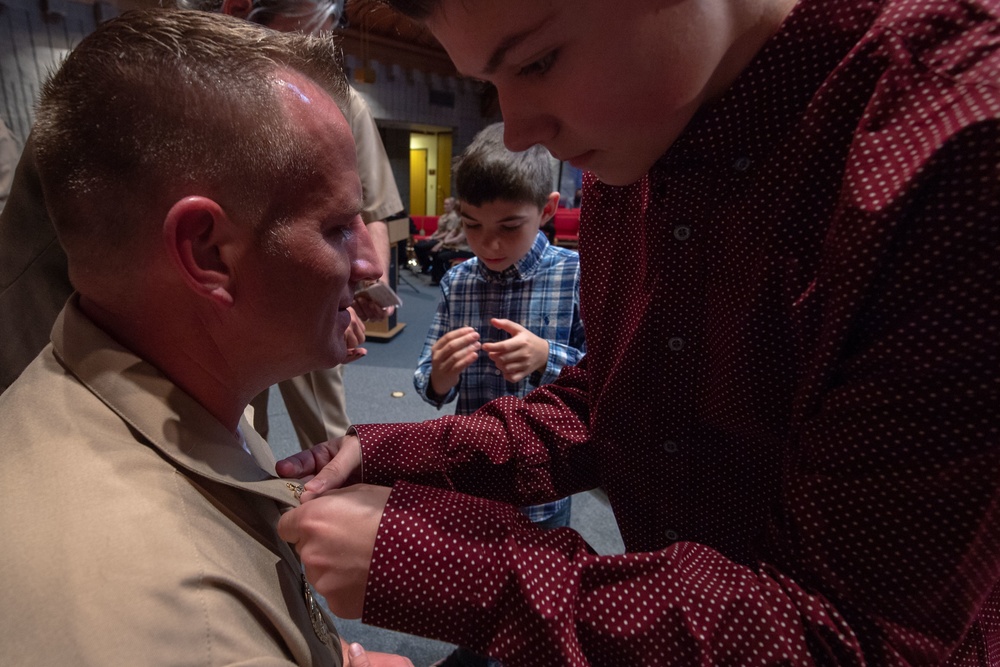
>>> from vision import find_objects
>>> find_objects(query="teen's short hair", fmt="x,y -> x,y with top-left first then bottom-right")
453,122 -> 553,208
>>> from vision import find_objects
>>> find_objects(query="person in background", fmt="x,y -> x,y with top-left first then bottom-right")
428,203 -> 475,286
278,0 -> 997,664
413,122 -> 585,667
0,117 -> 20,215
414,195 -> 459,274
0,10 -> 408,666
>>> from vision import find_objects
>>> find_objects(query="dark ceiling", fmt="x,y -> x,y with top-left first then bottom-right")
338,0 -> 457,77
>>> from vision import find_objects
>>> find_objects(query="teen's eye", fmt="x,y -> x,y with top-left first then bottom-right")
517,49 -> 559,77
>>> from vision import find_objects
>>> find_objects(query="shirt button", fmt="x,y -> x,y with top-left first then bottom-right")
663,440 -> 678,453
733,156 -> 751,171
494,369 -> 502,376
673,225 -> 691,241
667,337 -> 685,352
665,529 -> 679,541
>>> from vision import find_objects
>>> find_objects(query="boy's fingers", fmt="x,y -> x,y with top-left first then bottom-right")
491,318 -> 525,335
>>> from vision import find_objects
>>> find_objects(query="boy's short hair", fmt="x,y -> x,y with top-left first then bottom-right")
453,122 -> 554,209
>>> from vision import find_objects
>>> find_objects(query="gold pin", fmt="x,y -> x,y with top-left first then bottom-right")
302,575 -> 332,646
286,481 -> 304,501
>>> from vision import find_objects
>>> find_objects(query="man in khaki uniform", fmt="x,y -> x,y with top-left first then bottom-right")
0,0 -> 404,456
0,10 -> 406,666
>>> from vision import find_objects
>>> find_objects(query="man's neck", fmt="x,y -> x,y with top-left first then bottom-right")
78,294 -> 254,434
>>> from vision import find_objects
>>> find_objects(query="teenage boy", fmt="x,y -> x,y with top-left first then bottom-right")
278,0 -> 1000,665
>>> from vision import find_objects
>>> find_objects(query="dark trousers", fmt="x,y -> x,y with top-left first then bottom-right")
431,249 -> 475,283
414,238 -> 438,273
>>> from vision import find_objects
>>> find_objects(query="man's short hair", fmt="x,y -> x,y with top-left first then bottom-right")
32,8 -> 348,276
453,122 -> 554,209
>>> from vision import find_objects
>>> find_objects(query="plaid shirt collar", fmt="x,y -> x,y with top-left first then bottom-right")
476,231 -> 549,284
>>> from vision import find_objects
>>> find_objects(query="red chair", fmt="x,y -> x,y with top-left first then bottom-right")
553,208 -> 580,248
411,215 -> 439,242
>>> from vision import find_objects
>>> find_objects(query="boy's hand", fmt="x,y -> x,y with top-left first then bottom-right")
482,318 -> 549,383
430,326 -> 481,397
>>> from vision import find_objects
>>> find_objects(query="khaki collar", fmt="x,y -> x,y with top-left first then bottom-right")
51,296 -> 302,509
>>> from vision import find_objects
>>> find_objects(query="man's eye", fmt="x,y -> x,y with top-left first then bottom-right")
517,50 -> 558,77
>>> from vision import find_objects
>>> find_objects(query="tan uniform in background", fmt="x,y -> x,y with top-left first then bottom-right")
0,88 -> 402,449
0,299 -> 342,666
0,117 -> 19,213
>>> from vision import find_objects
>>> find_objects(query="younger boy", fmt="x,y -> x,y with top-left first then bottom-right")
414,122 -> 585,525
414,123 -> 585,667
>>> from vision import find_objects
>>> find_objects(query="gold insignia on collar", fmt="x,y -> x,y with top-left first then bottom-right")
303,575 -> 332,646
286,481 -> 304,501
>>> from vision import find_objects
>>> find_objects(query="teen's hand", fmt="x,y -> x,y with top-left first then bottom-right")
278,484 -> 390,618
429,326 -> 481,397
275,434 -> 362,501
482,318 -> 549,383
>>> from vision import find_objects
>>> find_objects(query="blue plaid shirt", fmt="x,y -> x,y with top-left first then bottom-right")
414,232 -> 586,522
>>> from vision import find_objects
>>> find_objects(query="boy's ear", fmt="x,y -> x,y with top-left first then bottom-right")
221,0 -> 253,20
541,191 -> 561,222
162,196 -> 238,307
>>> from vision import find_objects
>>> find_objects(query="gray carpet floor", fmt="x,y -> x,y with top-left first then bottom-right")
265,263 -> 624,666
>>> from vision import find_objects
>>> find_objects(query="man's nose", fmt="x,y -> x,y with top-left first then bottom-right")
351,221 -> 382,282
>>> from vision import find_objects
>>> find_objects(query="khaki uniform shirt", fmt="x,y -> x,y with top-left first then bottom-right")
0,298 -> 342,666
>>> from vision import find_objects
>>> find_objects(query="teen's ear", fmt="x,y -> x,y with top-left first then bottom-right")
162,196 -> 238,307
221,0 -> 254,20
541,191 -> 561,222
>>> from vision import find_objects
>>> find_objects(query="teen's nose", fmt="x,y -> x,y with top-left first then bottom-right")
498,89 -> 557,152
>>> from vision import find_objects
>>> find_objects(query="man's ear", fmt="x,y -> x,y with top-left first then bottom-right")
221,0 -> 253,20
541,191 -> 561,222
162,196 -> 238,307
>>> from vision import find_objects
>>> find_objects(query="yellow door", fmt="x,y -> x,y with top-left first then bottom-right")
409,148 -> 427,216
435,132 -> 453,214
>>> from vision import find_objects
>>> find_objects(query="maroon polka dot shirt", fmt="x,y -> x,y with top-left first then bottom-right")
352,0 -> 1000,664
